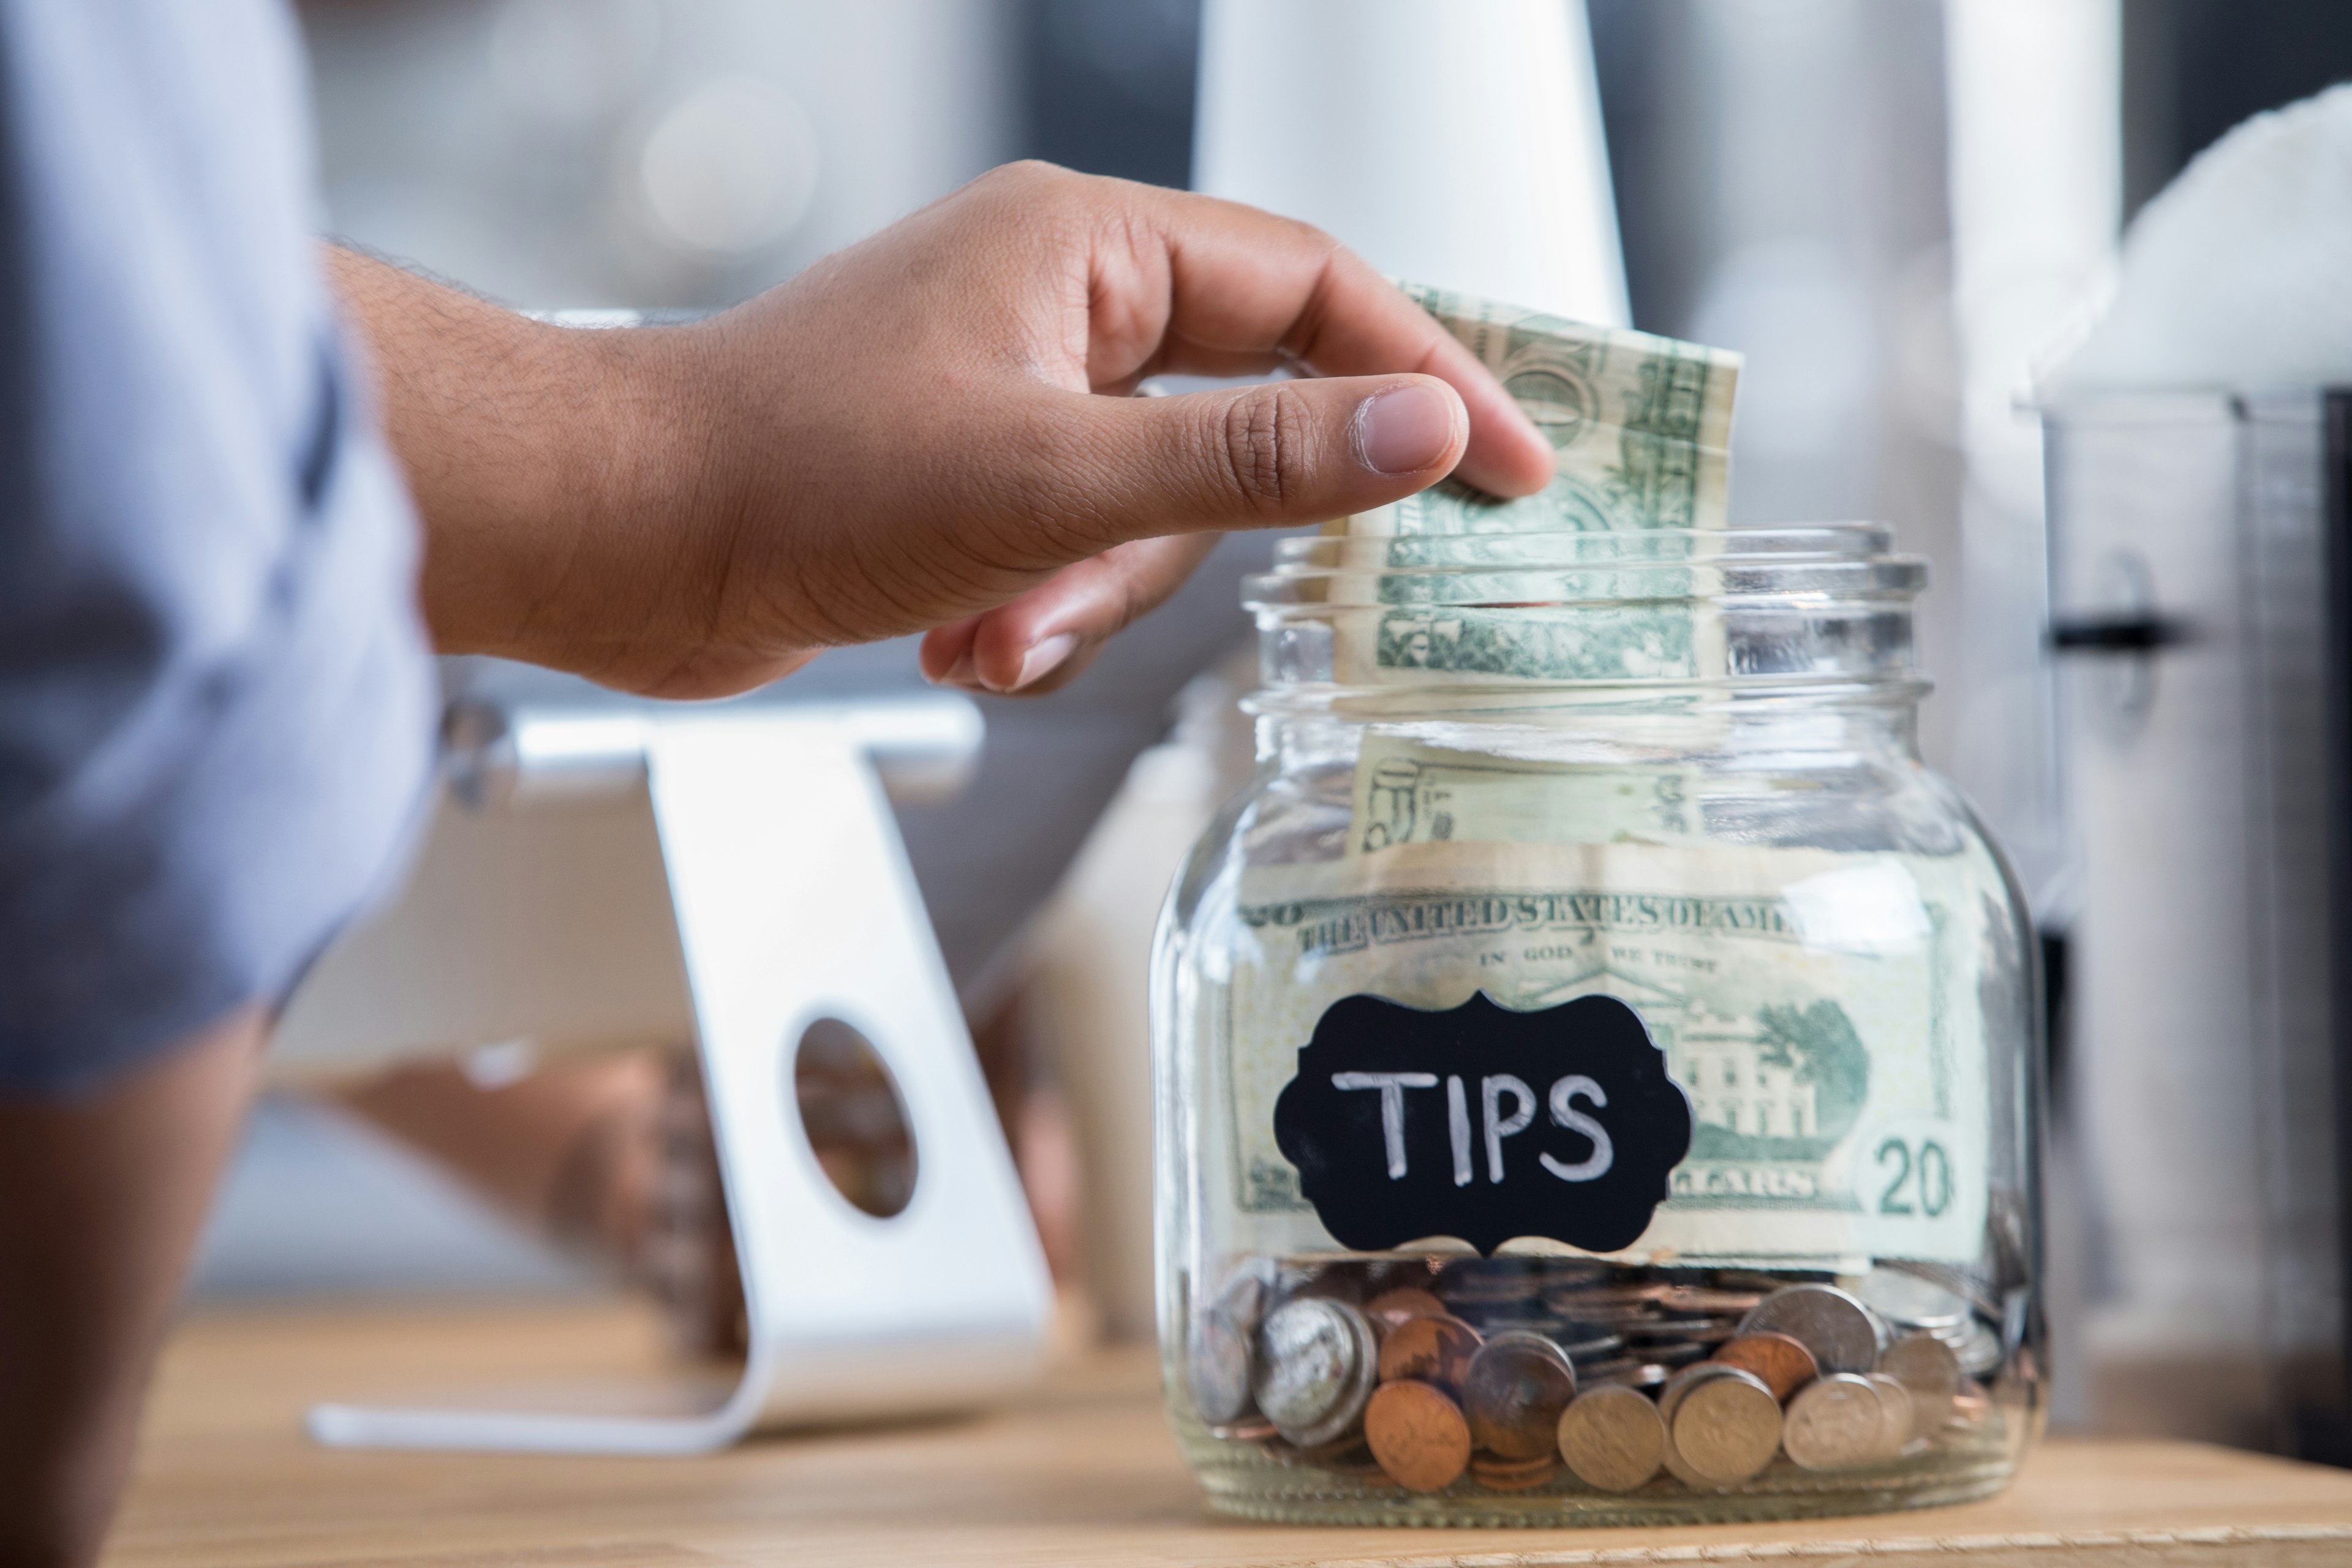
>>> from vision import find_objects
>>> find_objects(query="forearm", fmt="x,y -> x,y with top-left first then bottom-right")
0,1009 -> 265,1568
323,249 -> 734,692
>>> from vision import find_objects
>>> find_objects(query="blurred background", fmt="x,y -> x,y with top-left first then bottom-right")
196,0 -> 2352,1466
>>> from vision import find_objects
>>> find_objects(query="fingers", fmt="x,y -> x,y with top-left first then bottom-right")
1072,176 -> 1557,499
1020,372 -> 1467,552
919,533 -> 1222,696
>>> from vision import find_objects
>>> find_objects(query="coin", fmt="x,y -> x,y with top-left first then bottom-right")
1364,1379 -> 1472,1492
1738,1284 -> 1885,1375
1187,1305 -> 1257,1425
1879,1332 -> 1961,1438
1865,1373 -> 1916,1458
1437,1259 -> 1543,1305
1365,1286 -> 1448,1332
1855,1267 -> 1973,1332
1275,1261 -> 1365,1305
1670,1365 -> 1782,1485
1954,1316 -> 2005,1379
1781,1373 -> 1887,1471
1547,1281 -> 1674,1308
1470,1452 -> 1561,1490
1656,1363 -> 1741,1490
1657,1287 -> 1767,1316
1578,1357 -> 1668,1392
1552,1329 -> 1626,1362
1626,1316 -> 1738,1341
1377,1313 -> 1483,1395
1208,1417 -> 1276,1442
1556,1383 -> 1667,1493
1461,1332 -> 1579,1460
1253,1297 -> 1378,1447
1713,1331 -> 1819,1403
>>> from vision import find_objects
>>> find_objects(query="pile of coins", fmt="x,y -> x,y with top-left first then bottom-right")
1186,1256 -> 2003,1496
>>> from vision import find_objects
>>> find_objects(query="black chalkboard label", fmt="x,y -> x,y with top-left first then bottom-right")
1271,992 -> 1693,1256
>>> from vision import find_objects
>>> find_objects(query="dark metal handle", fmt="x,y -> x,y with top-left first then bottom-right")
2047,615 -> 2195,654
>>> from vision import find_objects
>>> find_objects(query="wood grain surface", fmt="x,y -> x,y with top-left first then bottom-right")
107,1300 -> 2352,1567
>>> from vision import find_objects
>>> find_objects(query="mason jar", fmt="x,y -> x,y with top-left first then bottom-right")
1151,524 -> 2042,1526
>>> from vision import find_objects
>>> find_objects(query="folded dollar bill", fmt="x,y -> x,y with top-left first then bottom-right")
1329,284 -> 1742,685
1344,282 -> 1741,540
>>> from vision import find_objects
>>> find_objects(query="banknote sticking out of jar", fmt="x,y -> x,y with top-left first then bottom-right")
1149,288 -> 2041,1528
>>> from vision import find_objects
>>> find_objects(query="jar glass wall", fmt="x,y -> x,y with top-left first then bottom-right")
1152,526 -> 2042,1526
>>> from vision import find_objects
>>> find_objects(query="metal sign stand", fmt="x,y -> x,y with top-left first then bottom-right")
285,701 -> 1053,1453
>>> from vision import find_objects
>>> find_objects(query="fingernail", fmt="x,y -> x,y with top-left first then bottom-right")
1008,633 -> 1079,692
938,649 -> 978,688
1353,382 -> 1458,475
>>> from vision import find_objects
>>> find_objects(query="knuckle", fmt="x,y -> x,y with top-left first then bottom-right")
1216,386 -> 1313,513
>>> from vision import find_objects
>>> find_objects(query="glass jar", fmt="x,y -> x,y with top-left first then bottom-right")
1152,524 -> 2042,1526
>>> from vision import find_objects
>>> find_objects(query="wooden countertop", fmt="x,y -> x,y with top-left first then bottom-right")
110,1299 -> 2352,1567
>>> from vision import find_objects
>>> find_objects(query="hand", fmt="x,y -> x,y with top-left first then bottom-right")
336,162 -> 1555,698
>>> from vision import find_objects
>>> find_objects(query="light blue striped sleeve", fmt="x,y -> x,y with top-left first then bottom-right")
0,0 -> 436,1095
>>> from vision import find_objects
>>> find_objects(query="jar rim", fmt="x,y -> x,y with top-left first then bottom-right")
1245,522 -> 1928,700
1269,521 -> 1900,572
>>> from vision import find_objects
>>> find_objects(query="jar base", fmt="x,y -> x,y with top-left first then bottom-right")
1188,1431 -> 2021,1528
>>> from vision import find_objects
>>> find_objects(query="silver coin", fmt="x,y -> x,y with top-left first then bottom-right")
1879,1332 -> 1961,1439
1187,1271 -> 1268,1427
1657,1362 -> 1744,1490
1738,1284 -> 1885,1376
1555,1383 -> 1667,1493
1781,1373 -> 1887,1471
1253,1297 -> 1376,1447
1864,1373 -> 1916,1458
1188,1306 -> 1256,1425
1953,1316 -> 2005,1379
1854,1268 -> 1971,1332
1669,1365 -> 1782,1485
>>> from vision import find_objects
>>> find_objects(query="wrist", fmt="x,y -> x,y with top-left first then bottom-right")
411,313 -> 741,692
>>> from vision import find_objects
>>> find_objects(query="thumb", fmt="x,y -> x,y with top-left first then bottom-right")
1052,374 -> 1469,541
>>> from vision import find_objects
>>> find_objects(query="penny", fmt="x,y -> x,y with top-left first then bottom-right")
1658,1287 -> 1767,1316
1738,1284 -> 1885,1376
1865,1373 -> 1917,1458
1470,1452 -> 1561,1491
1461,1332 -> 1579,1460
1436,1260 -> 1543,1305
1365,1287 -> 1448,1332
1781,1373 -> 1887,1471
1545,1281 -> 1675,1308
1364,1379 -> 1472,1492
1879,1332 -> 1961,1438
1278,1433 -> 1381,1472
1275,1261 -> 1364,1306
1626,1317 -> 1739,1341
1716,1268 -> 1826,1292
1713,1331 -> 1819,1403
1670,1365 -> 1783,1485
1556,1383 -> 1667,1493
1253,1297 -> 1378,1447
1377,1313 -> 1483,1395
1208,1417 -> 1276,1442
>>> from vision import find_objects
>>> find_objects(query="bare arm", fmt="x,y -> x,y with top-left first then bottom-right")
0,1009 -> 265,1568
330,163 -> 1555,698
